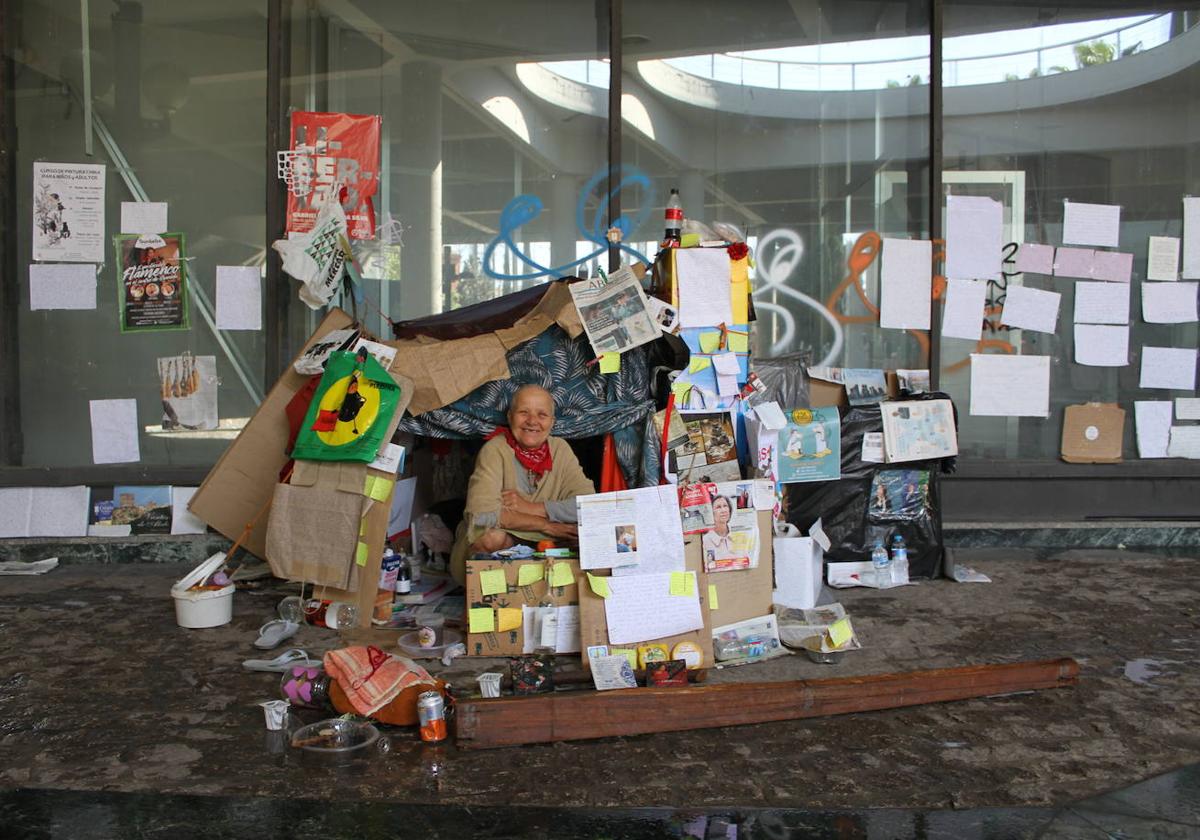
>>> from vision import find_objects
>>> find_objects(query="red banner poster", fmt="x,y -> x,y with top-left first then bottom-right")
285,110 -> 381,240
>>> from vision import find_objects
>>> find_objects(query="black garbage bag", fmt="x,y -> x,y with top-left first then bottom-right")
750,352 -> 811,409
784,392 -> 957,580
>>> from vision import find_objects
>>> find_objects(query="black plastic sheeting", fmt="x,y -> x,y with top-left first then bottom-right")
785,393 -> 958,580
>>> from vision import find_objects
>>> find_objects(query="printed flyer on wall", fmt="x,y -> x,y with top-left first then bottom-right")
115,233 -> 189,332
679,479 -> 767,572
285,110 -> 381,240
157,353 -> 218,431
32,162 -> 106,262
775,407 -> 841,483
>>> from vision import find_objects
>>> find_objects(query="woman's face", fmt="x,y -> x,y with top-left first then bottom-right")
508,387 -> 554,449
712,496 -> 732,527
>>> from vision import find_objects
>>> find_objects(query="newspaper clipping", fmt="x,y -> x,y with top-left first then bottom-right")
569,266 -> 659,355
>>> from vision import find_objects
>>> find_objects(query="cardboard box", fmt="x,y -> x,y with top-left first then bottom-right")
1061,403 -> 1124,464
464,557 -> 580,656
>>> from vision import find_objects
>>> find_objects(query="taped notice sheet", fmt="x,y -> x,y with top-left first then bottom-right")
1139,347 -> 1197,391
969,354 -> 1050,418
603,572 -> 703,645
1062,201 -> 1121,248
577,485 -> 685,574
945,195 -> 1001,281
569,267 -> 659,355
1134,401 -> 1172,459
880,399 -> 958,462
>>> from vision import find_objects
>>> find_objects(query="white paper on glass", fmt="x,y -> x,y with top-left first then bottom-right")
675,248 -> 733,328
1013,243 -> 1055,275
1175,398 -> 1200,420
603,572 -> 703,645
1142,282 -> 1198,324
119,201 -> 168,234
879,238 -> 932,329
1073,281 -> 1129,325
1091,251 -> 1133,283
89,399 -> 140,465
1134,401 -> 1173,459
1074,324 -> 1129,367
28,263 -> 97,310
170,487 -> 208,535
941,278 -> 988,341
0,486 -> 89,537
215,265 -> 263,330
1053,247 -> 1096,279
1167,427 -> 1200,459
946,196 -> 1002,281
969,354 -> 1050,418
1139,347 -> 1198,391
1000,285 -> 1061,334
1146,236 -> 1180,282
1183,197 -> 1200,279
1062,201 -> 1121,248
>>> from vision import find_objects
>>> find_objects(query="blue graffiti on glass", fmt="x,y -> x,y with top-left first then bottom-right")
482,165 -> 653,280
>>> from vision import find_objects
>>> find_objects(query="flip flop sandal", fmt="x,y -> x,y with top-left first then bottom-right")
254,619 -> 300,650
242,648 -> 320,672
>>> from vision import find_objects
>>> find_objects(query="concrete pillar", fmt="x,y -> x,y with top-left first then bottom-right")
549,174 -> 579,278
395,61 -> 442,316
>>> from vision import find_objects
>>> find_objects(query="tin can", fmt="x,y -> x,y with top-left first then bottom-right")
417,690 -> 447,742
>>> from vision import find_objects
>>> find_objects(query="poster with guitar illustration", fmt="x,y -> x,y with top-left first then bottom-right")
157,353 -> 217,430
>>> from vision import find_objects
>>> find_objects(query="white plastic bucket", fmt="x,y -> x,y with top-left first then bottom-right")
171,552 -> 235,629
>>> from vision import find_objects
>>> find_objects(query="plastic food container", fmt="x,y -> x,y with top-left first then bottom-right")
290,718 -> 380,765
171,553 -> 234,629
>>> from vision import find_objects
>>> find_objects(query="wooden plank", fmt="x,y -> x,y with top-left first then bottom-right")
454,657 -> 1079,750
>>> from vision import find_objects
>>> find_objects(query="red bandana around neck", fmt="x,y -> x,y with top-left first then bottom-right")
489,426 -> 554,476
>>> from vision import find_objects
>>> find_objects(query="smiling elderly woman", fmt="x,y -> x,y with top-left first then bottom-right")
448,384 -> 595,583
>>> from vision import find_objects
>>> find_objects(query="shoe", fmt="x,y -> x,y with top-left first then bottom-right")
254,619 -> 300,650
242,648 -> 321,672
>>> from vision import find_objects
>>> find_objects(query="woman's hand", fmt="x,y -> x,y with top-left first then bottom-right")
501,489 -> 544,518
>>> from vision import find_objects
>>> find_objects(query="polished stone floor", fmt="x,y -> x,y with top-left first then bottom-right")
0,548 -> 1198,838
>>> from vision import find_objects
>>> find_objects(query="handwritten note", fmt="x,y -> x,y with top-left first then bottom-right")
1014,243 -> 1055,275
1134,401 -> 1173,458
549,561 -> 575,588
1142,282 -> 1198,324
1073,282 -> 1129,325
1167,427 -> 1200,459
599,352 -> 621,374
1175,398 -> 1200,421
89,399 -> 140,464
941,278 -> 987,340
1074,324 -> 1129,367
119,201 -> 168,234
1183,197 -> 1200,279
1139,347 -> 1197,390
0,486 -> 90,538
879,238 -> 932,329
468,608 -> 495,633
1053,247 -> 1096,279
603,572 -> 704,645
29,264 -> 97,311
479,568 -> 507,596
669,570 -> 697,597
1091,251 -> 1133,283
969,354 -> 1050,417
517,563 -> 544,586
1063,201 -> 1121,248
946,195 -> 1002,280
1000,285 -> 1060,334
1147,236 -> 1180,282
587,572 -> 611,598
698,331 -> 721,353
578,486 -> 685,574
675,248 -> 733,328
215,266 -> 262,330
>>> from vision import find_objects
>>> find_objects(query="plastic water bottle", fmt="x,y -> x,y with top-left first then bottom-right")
662,188 -> 682,248
870,541 -> 891,589
890,535 -> 908,584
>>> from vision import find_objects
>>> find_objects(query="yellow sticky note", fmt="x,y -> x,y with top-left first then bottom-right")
363,475 -> 394,502
708,584 -> 719,609
358,518 -> 368,537
587,572 -> 611,598
730,256 -> 750,323
496,607 -> 522,632
680,232 -> 701,248
355,540 -> 369,567
671,380 -> 692,400
669,571 -> 696,597
468,608 -> 495,633
479,568 -> 507,596
828,617 -> 852,649
517,563 -> 544,586
728,332 -> 748,353
612,648 -> 638,670
599,352 -> 621,374
689,356 -> 711,374
699,332 -> 721,353
549,561 -> 574,588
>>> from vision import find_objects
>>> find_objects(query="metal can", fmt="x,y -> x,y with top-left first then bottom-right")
417,690 -> 447,742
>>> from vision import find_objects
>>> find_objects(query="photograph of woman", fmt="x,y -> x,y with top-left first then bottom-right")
700,491 -> 756,572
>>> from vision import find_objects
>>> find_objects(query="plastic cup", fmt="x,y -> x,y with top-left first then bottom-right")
278,595 -> 305,623
477,672 -> 502,698
260,699 -> 290,731
417,614 -> 445,648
